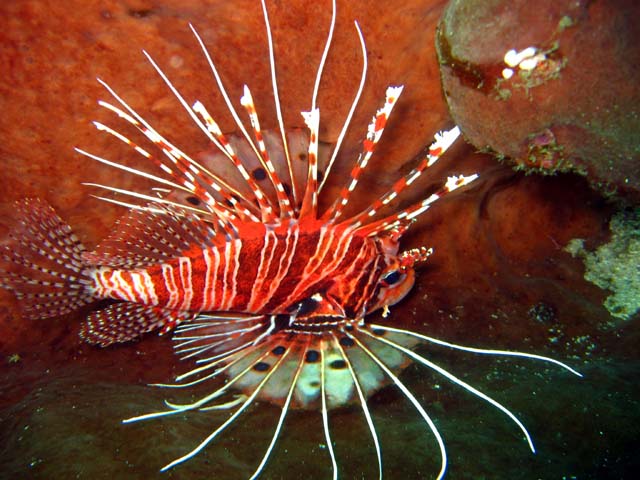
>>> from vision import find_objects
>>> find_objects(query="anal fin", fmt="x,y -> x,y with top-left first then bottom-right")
80,302 -> 195,347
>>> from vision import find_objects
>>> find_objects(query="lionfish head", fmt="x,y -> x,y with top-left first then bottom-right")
288,226 -> 433,324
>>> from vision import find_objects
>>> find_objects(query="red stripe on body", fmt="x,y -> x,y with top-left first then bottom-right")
247,228 -> 279,311
254,222 -> 300,313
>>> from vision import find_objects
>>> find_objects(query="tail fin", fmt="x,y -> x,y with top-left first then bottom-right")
0,198 -> 95,319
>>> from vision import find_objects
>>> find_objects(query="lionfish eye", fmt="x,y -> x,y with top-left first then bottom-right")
381,270 -> 402,286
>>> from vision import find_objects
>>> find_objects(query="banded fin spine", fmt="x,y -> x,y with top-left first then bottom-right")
80,303 -> 196,346
353,126 -> 462,226
326,85 -> 405,221
345,126 -> 478,236
91,83 -> 259,224
357,172 -> 479,237
259,0 -> 298,208
240,85 -> 295,219
0,198 -> 95,319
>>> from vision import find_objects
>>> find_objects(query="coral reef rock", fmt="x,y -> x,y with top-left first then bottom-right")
437,0 -> 640,200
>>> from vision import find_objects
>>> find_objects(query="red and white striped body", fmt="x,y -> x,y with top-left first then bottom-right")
89,219 -> 392,319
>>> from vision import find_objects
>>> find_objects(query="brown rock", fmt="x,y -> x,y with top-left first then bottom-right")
437,0 -> 640,200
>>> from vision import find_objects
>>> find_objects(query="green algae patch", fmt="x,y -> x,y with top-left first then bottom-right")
565,208 -> 640,321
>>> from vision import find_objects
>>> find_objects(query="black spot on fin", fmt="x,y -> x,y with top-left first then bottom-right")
80,302 -> 194,347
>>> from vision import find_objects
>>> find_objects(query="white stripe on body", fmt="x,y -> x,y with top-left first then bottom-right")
178,257 -> 194,310
162,264 -> 179,309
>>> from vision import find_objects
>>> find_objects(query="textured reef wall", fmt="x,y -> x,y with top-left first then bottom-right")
0,1 -> 638,479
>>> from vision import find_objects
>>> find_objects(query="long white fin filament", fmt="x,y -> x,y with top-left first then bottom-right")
348,331 -> 448,480
188,24 -> 266,177
311,0 -> 336,112
75,146 -> 186,193
248,342 -> 308,480
332,333 -> 382,480
160,348 -> 291,472
369,324 -> 583,377
259,0 -> 298,209
319,21 -> 368,194
360,328 -> 536,453
320,340 -> 339,480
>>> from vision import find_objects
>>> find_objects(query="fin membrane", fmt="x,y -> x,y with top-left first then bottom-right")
80,302 -> 195,346
83,203 -> 217,269
0,198 -> 93,319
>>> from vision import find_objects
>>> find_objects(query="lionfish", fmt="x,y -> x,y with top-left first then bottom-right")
0,0 -> 581,478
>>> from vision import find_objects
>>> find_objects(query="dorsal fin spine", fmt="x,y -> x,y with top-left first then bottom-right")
92,85 -> 258,222
142,49 -> 271,222
240,85 -> 295,219
299,108 -> 321,218
346,126 -> 469,233
356,173 -> 479,237
192,100 -> 276,222
259,0 -> 298,210
189,23 -> 282,220
327,85 -> 404,222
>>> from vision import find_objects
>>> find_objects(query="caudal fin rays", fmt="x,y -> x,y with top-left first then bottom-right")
0,198 -> 95,319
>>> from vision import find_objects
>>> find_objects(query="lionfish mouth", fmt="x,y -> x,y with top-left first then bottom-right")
65,0 -> 581,479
